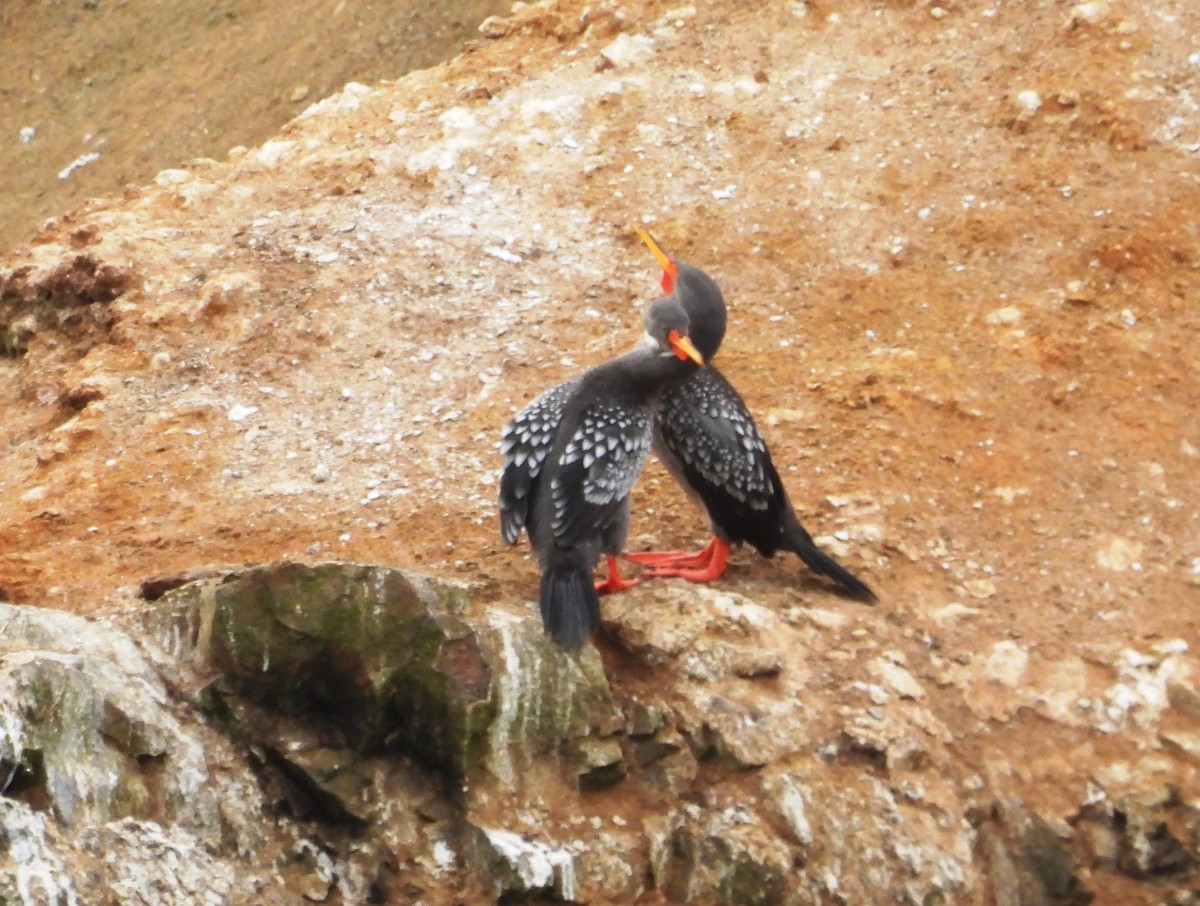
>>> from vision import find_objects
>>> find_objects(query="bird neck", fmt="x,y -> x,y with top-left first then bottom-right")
587,348 -> 700,404
691,308 -> 726,361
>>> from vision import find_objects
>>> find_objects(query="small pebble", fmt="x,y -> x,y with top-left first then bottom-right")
1067,0 -> 1111,28
598,33 -> 655,70
1014,90 -> 1042,118
985,305 -> 1022,326
228,404 -> 258,422
484,245 -> 523,265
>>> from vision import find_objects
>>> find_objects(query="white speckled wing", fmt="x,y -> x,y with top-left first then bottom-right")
498,380 -> 576,544
550,402 -> 652,544
657,368 -> 774,508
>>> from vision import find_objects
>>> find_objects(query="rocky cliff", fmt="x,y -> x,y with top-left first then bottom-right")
2,0 -> 1200,903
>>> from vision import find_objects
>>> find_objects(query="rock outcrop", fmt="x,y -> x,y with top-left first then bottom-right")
6,561 -> 1200,902
0,602 -> 276,905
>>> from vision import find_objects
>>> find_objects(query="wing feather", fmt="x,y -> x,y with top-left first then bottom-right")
656,368 -> 775,510
498,380 -> 576,544
550,403 -> 652,547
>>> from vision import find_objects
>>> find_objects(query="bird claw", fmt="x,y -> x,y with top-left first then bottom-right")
595,574 -> 640,594
595,554 -> 639,595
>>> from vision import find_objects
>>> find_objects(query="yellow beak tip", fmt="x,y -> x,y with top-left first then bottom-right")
635,225 -> 674,273
674,335 -> 704,366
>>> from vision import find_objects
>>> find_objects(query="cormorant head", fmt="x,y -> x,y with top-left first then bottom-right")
641,298 -> 704,365
635,228 -> 728,361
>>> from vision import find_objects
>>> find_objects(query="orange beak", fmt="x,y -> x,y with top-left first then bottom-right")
668,329 -> 704,365
635,227 -> 679,294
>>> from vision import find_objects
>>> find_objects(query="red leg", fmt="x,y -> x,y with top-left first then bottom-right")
627,537 -> 719,569
636,538 -> 730,583
595,555 -> 640,594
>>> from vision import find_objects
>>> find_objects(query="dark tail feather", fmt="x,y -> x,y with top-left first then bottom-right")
784,516 -> 878,604
794,545 -> 877,603
539,566 -> 602,648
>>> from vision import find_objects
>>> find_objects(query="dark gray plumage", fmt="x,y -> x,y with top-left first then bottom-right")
629,234 -> 877,603
499,297 -> 704,647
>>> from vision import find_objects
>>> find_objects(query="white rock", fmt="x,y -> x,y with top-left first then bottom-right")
985,305 -> 1022,326
802,608 -> 850,631
440,106 -> 478,132
484,245 -> 523,265
709,592 -> 776,631
58,151 -> 100,180
1014,90 -> 1042,118
985,640 -> 1028,687
992,486 -> 1029,504
227,404 -> 258,422
778,779 -> 813,845
599,33 -> 655,70
1093,646 -> 1182,732
1095,535 -> 1143,571
254,140 -> 295,168
1068,0 -> 1111,28
932,602 -> 980,624
478,15 -> 510,38
870,657 -> 926,699
962,578 -> 997,599
20,486 -> 48,503
432,839 -> 456,872
664,4 -> 697,20
481,828 -> 577,900
297,81 -> 370,119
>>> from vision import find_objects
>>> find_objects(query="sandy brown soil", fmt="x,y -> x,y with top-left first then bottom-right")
0,0 -> 510,255
2,0 -> 1199,900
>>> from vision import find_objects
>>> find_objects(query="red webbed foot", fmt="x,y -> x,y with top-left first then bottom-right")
595,555 -> 641,594
628,538 -> 730,582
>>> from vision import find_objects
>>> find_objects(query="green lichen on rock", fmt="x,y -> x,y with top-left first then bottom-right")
480,612 -> 622,791
157,562 -> 494,775
153,562 -> 622,790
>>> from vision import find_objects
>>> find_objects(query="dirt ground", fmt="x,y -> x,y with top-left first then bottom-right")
1,0 -> 1199,900
0,0 -> 509,255
2,0 -> 1191,644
